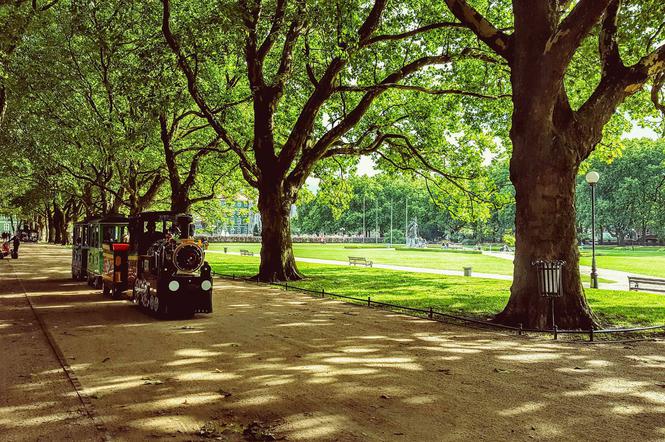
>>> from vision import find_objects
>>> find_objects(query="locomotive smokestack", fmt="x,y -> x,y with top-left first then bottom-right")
176,214 -> 193,239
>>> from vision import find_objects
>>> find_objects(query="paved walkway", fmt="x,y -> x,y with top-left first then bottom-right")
210,250 -> 661,292
483,251 -> 659,291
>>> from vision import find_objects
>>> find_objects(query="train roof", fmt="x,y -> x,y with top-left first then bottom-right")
85,215 -> 129,224
131,211 -> 192,222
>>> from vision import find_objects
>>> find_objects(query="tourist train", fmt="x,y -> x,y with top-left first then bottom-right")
71,211 -> 213,317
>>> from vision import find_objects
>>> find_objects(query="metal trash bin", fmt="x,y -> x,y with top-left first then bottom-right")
463,266 -> 472,276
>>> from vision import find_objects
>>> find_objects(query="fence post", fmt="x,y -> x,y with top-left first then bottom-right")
589,329 -> 594,342
428,307 -> 433,319
518,323 -> 523,336
321,288 -> 324,298
553,325 -> 558,340
367,297 -> 371,307
285,282 -> 288,291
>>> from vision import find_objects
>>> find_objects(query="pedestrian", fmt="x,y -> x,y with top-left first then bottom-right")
10,232 -> 20,258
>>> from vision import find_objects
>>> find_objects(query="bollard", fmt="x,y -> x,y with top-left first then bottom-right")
224,247 -> 227,254
518,323 -> 523,336
321,288 -> 325,298
463,266 -> 472,277
589,329 -> 594,342
428,307 -> 433,319
367,297 -> 371,307
285,282 -> 288,291
553,325 -> 558,340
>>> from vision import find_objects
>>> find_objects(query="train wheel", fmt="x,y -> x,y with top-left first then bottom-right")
142,286 -> 151,309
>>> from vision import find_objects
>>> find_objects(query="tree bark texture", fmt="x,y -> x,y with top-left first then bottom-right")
497,136 -> 596,329
256,184 -> 301,282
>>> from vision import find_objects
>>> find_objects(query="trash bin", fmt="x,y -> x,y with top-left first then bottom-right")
224,247 -> 227,254
463,266 -> 472,276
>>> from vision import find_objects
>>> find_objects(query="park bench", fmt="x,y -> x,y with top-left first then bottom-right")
628,276 -> 665,293
240,249 -> 254,256
348,256 -> 373,267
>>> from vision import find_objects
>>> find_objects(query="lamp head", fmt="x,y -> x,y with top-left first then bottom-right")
585,171 -> 600,185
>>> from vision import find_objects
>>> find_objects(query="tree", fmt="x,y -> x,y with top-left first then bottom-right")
576,138 -> 665,245
162,0 -> 506,281
0,0 -> 59,127
442,0 -> 665,328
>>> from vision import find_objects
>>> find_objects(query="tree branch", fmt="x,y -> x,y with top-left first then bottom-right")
442,0 -> 512,60
161,0 -> 258,180
546,0 -> 612,65
365,22 -> 467,45
336,83 -> 510,100
599,0 -> 623,77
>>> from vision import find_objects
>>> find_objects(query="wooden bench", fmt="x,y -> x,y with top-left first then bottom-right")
348,256 -> 373,267
628,276 -> 665,293
240,249 -> 254,256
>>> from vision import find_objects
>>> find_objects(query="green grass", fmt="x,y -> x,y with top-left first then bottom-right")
208,243 -> 515,275
579,246 -> 665,278
207,253 -> 665,327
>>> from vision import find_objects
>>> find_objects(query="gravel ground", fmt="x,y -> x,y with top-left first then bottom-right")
1,243 -> 665,441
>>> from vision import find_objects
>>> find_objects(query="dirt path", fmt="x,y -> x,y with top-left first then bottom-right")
2,244 -> 665,441
0,253 -> 102,441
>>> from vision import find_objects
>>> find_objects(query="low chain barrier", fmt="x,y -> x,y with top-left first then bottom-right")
211,271 -> 665,342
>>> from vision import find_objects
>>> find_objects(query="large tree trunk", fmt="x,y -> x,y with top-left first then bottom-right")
256,185 -> 301,282
493,4 -> 602,330
53,204 -> 64,244
170,191 -> 191,214
497,142 -> 597,329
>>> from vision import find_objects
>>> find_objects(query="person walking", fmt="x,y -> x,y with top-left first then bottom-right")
9,232 -> 20,259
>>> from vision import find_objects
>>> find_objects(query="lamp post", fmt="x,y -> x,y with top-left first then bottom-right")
585,171 -> 600,289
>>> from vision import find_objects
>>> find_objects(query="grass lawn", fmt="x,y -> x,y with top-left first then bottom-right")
580,246 -> 665,278
208,243 -> 515,275
207,253 -> 665,327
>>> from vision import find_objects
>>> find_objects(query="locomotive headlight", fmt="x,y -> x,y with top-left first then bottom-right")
201,280 -> 212,291
168,280 -> 180,292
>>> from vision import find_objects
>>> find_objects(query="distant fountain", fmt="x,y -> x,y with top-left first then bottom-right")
406,218 -> 426,248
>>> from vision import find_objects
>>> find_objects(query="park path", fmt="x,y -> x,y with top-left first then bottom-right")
483,251 -> 660,291
4,243 -> 665,442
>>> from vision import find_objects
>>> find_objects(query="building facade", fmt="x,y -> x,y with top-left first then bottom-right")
219,196 -> 262,236
0,215 -> 15,235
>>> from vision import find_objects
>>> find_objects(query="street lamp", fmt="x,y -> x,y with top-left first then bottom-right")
585,171 -> 600,289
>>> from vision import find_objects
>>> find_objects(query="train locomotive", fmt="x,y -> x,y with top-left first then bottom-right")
130,211 -> 213,317
71,211 -> 212,318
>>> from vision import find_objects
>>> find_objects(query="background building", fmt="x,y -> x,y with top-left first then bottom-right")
0,215 -> 15,234
219,196 -> 262,236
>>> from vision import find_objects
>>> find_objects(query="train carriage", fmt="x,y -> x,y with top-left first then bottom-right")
71,221 -> 90,280
86,216 -> 129,290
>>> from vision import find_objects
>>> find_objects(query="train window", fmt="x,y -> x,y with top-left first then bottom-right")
103,225 -> 115,242
89,225 -> 97,248
82,226 -> 89,246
